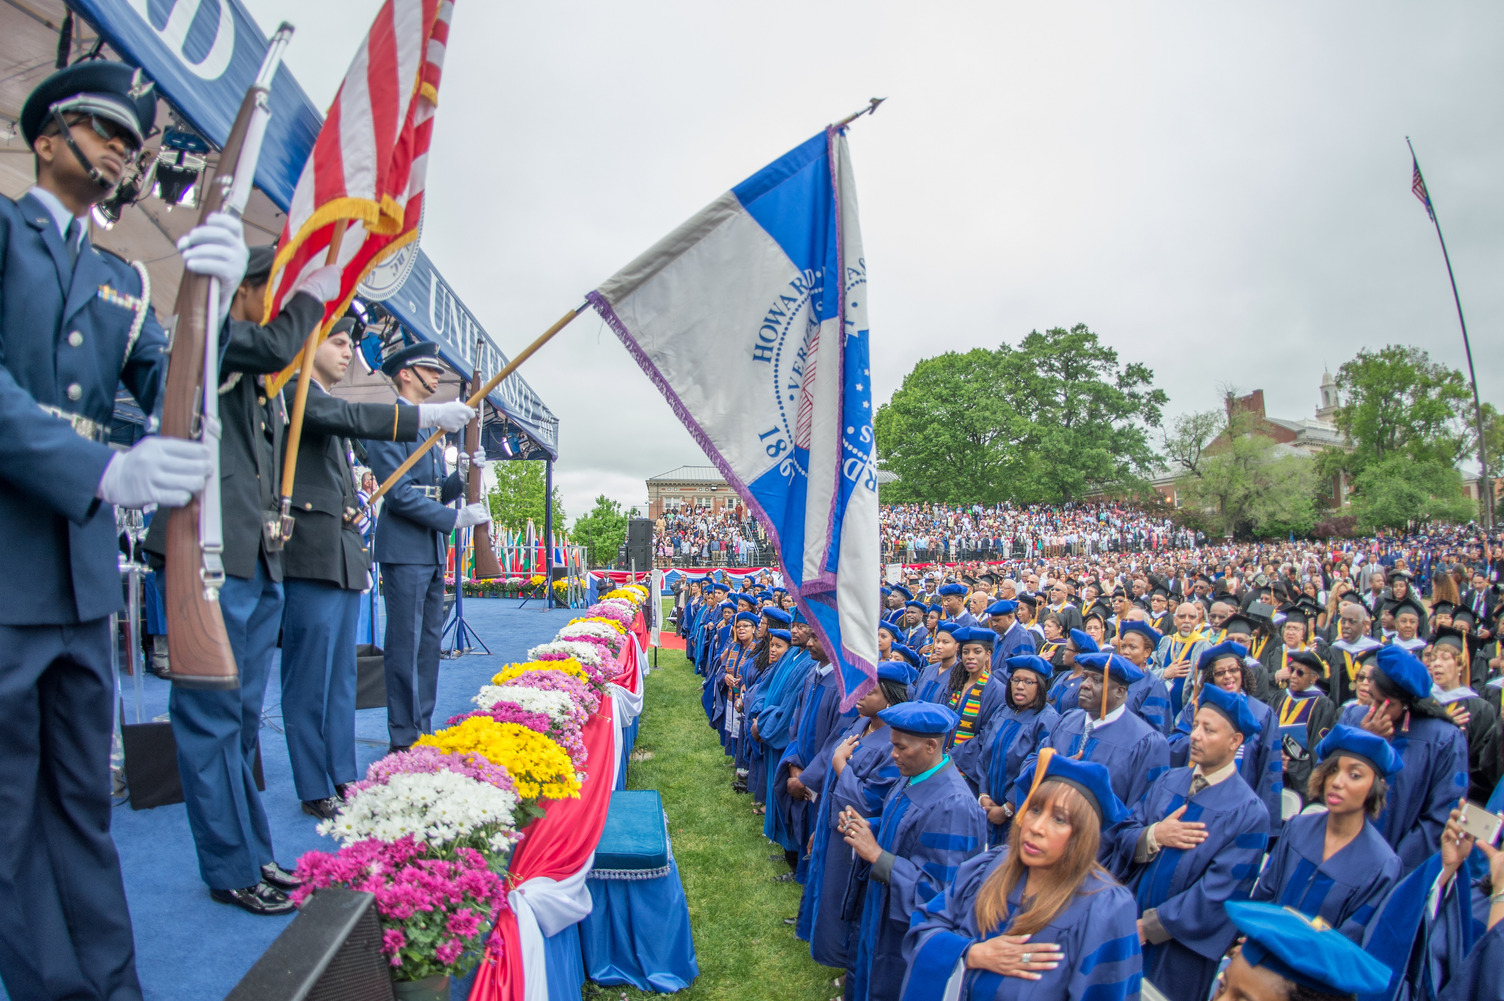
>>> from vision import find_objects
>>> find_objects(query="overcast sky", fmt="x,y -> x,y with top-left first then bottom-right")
239,1 -> 1504,520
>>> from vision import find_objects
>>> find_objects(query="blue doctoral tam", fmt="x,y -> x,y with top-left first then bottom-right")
985,599 -> 1018,616
1196,684 -> 1260,736
733,611 -> 758,626
1374,645 -> 1431,701
878,701 -> 959,737
1225,901 -> 1391,996
955,626 -> 995,648
1016,753 -> 1128,827
878,661 -> 917,685
762,606 -> 792,625
1067,628 -> 1099,654
891,644 -> 924,669
1005,654 -> 1055,681
1197,640 -> 1249,671
1074,651 -> 1144,685
936,583 -> 967,598
1118,619 -> 1162,647
1315,724 -> 1402,777
767,628 -> 792,644
933,620 -> 962,638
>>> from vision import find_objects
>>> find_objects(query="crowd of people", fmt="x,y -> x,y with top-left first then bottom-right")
654,506 -> 771,565
879,501 -> 1201,563
671,521 -> 1504,1001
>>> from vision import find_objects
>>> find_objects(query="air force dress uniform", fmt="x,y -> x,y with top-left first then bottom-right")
0,63 -> 167,1001
281,321 -> 420,809
363,343 -> 464,750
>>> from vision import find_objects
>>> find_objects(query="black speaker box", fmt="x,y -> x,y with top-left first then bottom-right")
626,518 -> 653,548
356,644 -> 386,711
120,719 -> 264,811
224,887 -> 395,1001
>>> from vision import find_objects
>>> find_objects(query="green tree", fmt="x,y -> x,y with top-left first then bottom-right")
1350,456 -> 1474,532
1165,404 -> 1318,539
874,325 -> 1165,503
572,494 -> 628,568
485,460 -> 566,535
1330,345 -> 1472,469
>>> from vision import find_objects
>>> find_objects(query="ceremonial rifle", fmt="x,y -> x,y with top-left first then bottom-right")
467,341 -> 504,580
160,25 -> 293,689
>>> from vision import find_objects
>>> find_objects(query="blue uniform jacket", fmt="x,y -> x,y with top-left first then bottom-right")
364,405 -> 462,565
0,191 -> 167,624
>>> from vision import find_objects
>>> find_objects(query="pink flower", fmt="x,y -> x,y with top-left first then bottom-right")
382,928 -> 407,959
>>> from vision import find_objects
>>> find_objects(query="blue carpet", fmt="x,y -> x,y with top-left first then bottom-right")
0,598 -> 573,1001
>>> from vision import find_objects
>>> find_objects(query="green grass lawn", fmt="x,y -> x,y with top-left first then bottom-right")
591,646 -> 837,1000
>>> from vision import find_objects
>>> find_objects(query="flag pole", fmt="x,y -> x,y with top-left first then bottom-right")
364,302 -> 586,509
1407,138 -> 1493,530
274,221 -> 349,542
832,97 -> 886,130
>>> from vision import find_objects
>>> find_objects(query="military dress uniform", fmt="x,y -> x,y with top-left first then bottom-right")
281,373 -> 419,806
364,396 -> 463,751
145,265 -> 325,903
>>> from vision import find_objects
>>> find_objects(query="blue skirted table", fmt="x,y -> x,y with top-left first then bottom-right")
579,790 -> 698,992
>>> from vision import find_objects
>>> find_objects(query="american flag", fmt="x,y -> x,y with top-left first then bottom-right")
1411,155 -> 1435,221
263,0 -> 453,394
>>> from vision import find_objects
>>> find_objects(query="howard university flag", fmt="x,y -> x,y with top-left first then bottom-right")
588,128 -> 879,707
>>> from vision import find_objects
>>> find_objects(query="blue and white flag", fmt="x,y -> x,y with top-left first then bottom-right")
588,128 -> 879,707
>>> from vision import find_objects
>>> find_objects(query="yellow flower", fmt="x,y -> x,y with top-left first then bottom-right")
417,717 -> 580,801
492,658 -> 591,687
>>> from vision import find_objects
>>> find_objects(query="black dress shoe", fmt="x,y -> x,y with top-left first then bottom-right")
772,872 -> 797,883
210,882 -> 296,916
261,862 -> 302,890
334,783 -> 349,801
301,797 -> 340,821
387,744 -> 412,757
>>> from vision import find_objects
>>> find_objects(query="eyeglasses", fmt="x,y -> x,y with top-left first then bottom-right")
68,113 -> 141,154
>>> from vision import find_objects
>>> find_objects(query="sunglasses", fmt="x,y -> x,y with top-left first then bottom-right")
68,113 -> 141,154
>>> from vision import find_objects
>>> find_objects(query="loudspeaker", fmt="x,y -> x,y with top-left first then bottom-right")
120,719 -> 265,810
356,644 -> 386,711
224,887 -> 395,1001
626,518 -> 653,570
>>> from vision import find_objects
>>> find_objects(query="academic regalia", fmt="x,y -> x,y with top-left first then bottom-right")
775,663 -> 852,884
963,703 -> 1061,845
900,848 -> 1143,1001
1167,692 -> 1282,834
1250,811 -> 1402,941
1431,685 -> 1503,802
913,661 -> 953,705
1155,633 -> 1207,719
1325,636 -> 1382,707
989,622 -> 1035,669
1024,708 -> 1170,813
1266,687 -> 1338,804
847,758 -> 988,1001
1360,850 -> 1483,1001
946,671 -> 1010,748
799,717 -> 903,967
1106,768 -> 1270,1001
1125,672 -> 1174,735
758,649 -> 812,850
713,640 -> 753,751
1435,918 -> 1504,1001
1375,716 -> 1470,873
1047,670 -> 1085,714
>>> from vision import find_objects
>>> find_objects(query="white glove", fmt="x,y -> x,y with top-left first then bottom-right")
96,437 -> 214,509
453,502 -> 492,530
418,401 -> 475,432
292,264 -> 343,304
177,212 -> 248,323
457,449 -> 487,477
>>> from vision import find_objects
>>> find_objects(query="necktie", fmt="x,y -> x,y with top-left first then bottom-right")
64,218 -> 80,271
1077,718 -> 1095,758
1187,774 -> 1209,799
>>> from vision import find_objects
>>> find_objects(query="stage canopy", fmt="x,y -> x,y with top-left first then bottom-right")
0,0 -> 558,459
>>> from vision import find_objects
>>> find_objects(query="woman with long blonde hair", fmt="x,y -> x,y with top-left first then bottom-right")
900,753 -> 1141,1000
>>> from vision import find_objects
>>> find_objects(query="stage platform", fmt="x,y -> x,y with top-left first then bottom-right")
0,600 -> 577,1001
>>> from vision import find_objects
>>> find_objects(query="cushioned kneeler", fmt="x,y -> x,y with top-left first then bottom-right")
579,790 -> 698,992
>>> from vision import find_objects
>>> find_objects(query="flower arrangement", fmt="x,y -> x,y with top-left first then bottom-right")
528,639 -> 605,670
573,615 -> 627,635
473,685 -> 588,732
505,576 -> 528,590
449,703 -> 588,771
417,717 -> 580,802
352,746 -> 517,797
294,836 -> 504,982
559,620 -> 624,652
318,769 -> 522,856
486,668 -> 599,714
493,659 -> 593,690
585,601 -> 634,626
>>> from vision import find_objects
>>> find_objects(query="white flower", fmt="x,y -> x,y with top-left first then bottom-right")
473,684 -> 583,726
558,621 -> 620,643
527,640 -> 604,668
318,770 -> 520,849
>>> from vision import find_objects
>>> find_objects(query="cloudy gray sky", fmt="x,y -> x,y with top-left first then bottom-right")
240,0 -> 1504,519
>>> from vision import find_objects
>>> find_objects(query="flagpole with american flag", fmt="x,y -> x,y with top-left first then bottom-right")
1407,138 -> 1493,530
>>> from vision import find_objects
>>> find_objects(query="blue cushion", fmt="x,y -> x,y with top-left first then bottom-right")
593,790 -> 668,871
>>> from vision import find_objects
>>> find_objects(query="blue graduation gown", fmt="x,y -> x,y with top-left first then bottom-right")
952,704 -> 1059,846
775,665 -> 851,877
901,847 -> 1143,1001
1125,673 -> 1174,735
1436,918 -> 1504,1001
1374,717 -> 1470,874
1250,811 -> 1401,941
989,623 -> 1036,672
801,717 -> 903,967
758,650 -> 811,848
1106,768 -> 1270,1001
848,760 -> 988,1001
1047,671 -> 1084,714
1167,694 -> 1283,834
1360,851 -> 1483,1001
914,661 -> 953,704
1023,708 -> 1170,812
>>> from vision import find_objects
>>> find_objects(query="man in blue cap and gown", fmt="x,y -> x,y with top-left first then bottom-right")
363,342 -> 486,752
939,582 -> 981,629
838,702 -> 988,1001
1106,683 -> 1271,1001
1117,619 -> 1175,735
985,599 -> 1035,670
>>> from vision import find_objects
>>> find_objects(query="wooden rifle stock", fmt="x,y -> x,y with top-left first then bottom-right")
466,366 -> 504,579
158,90 -> 259,689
